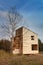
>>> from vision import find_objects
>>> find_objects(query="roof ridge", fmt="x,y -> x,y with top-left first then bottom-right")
16,26 -> 38,35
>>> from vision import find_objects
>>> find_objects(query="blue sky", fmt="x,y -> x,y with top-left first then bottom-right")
0,0 -> 43,42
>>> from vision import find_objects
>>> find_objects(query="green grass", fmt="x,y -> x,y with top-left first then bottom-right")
0,50 -> 43,65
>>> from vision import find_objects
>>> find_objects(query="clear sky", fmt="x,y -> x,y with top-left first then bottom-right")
0,0 -> 43,42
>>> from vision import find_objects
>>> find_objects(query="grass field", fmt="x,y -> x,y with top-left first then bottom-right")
0,50 -> 43,65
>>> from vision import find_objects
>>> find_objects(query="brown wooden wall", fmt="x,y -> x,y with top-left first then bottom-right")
13,27 -> 23,54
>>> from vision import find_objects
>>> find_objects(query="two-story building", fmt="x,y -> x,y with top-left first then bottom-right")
12,26 -> 39,54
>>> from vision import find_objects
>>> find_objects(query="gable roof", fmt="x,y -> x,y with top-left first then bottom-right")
16,26 -> 38,35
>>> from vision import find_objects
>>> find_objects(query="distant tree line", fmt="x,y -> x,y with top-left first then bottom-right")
0,39 -> 11,52
38,39 -> 43,51
0,39 -> 43,52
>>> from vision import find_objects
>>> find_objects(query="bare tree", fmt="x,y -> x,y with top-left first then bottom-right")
1,6 -> 22,52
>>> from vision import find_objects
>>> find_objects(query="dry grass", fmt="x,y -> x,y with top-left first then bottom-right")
0,50 -> 43,65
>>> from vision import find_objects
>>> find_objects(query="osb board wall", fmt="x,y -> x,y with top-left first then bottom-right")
12,27 -> 23,54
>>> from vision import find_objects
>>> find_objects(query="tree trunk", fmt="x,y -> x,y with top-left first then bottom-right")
10,37 -> 15,53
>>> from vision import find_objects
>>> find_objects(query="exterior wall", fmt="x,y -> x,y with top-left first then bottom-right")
13,28 -> 23,54
16,28 -> 23,54
12,37 -> 20,54
23,27 -> 39,54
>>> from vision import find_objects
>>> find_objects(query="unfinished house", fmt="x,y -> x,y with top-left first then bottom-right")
12,26 -> 39,54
